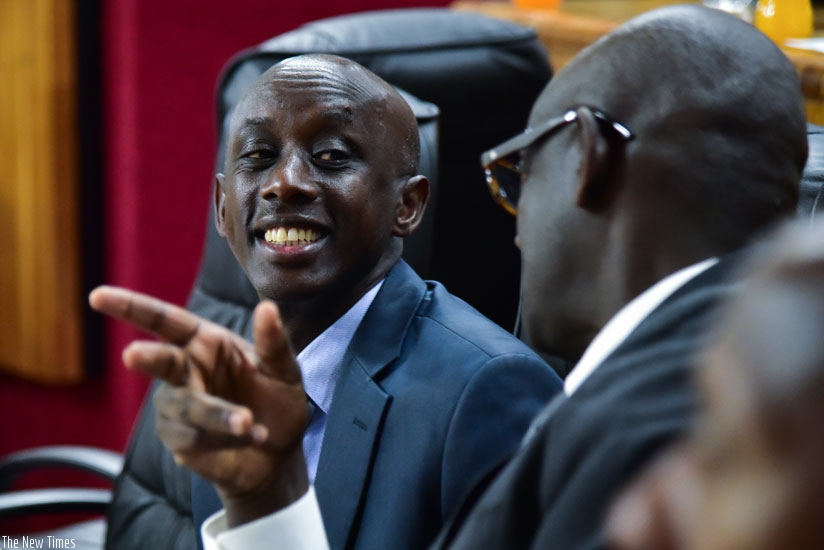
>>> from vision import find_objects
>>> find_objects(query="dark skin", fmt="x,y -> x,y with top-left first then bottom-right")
91,6 -> 808,535
90,54 -> 429,527
89,289 -> 310,525
216,54 -> 426,352
606,221 -> 824,550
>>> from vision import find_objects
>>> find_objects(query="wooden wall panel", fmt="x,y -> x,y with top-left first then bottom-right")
0,0 -> 83,384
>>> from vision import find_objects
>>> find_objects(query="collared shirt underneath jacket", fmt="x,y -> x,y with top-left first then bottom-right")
300,280 -> 383,482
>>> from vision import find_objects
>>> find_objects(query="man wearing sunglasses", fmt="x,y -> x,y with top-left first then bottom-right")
91,6 -> 808,549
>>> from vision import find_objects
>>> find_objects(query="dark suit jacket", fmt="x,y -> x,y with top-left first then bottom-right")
192,260 -> 563,549
435,257 -> 740,550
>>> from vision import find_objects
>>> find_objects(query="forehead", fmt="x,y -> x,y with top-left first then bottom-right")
230,60 -> 387,130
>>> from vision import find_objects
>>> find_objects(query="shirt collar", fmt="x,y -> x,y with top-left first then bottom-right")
564,257 -> 719,396
297,280 -> 384,414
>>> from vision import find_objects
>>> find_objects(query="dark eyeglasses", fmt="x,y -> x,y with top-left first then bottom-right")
480,107 -> 633,216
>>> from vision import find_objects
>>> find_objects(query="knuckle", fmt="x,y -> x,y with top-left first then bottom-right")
147,303 -> 169,333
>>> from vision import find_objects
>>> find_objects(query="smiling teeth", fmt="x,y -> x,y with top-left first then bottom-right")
264,227 -> 319,245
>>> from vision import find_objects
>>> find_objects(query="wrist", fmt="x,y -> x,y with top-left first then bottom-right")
219,450 -> 310,528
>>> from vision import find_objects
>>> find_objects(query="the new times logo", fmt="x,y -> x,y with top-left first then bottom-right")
1,536 -> 75,549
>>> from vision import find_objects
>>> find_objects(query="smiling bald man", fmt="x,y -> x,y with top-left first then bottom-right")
96,54 -> 561,550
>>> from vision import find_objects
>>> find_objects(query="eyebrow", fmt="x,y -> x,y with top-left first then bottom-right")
321,109 -> 355,124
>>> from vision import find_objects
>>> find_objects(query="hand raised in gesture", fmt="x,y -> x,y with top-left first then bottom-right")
90,286 -> 309,526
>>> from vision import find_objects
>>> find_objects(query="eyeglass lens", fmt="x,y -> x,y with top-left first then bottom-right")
486,151 -> 523,214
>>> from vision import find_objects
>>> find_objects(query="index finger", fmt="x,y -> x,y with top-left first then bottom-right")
89,285 -> 200,346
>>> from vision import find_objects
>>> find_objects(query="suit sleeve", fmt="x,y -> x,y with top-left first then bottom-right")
105,381 -> 197,549
440,354 -> 562,517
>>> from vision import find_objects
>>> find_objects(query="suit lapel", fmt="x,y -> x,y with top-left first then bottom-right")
314,355 -> 390,550
314,261 -> 427,549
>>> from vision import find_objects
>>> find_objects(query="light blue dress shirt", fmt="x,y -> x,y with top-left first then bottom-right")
297,280 -> 384,482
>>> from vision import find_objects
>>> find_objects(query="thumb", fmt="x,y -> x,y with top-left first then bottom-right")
252,300 -> 302,384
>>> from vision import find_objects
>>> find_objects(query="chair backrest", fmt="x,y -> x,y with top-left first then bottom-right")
800,123 -> 824,219
187,8 -> 553,332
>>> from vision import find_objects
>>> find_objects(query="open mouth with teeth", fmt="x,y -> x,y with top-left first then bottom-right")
263,226 -> 322,246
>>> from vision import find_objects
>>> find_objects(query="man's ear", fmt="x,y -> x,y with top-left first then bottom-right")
392,175 -> 430,237
214,173 -> 227,237
575,108 -> 611,210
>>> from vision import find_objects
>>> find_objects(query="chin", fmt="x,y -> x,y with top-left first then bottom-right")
255,280 -> 325,304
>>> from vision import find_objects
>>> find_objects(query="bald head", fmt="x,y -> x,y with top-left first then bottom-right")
534,5 -> 807,250
229,54 -> 421,177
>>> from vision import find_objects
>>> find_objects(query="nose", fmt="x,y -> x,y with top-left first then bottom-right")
259,152 -> 319,203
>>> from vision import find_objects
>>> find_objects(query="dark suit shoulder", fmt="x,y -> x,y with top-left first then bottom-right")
415,280 -> 544,360
375,276 -> 561,415
340,268 -> 561,549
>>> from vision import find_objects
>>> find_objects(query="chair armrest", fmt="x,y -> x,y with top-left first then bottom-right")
0,488 -> 112,518
0,446 -> 124,492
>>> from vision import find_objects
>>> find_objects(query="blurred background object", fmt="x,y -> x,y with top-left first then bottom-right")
701,0 -> 756,22
754,0 -> 814,44
512,0 -> 562,12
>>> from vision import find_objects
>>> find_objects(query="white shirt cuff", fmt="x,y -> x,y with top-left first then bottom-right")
201,485 -> 330,550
